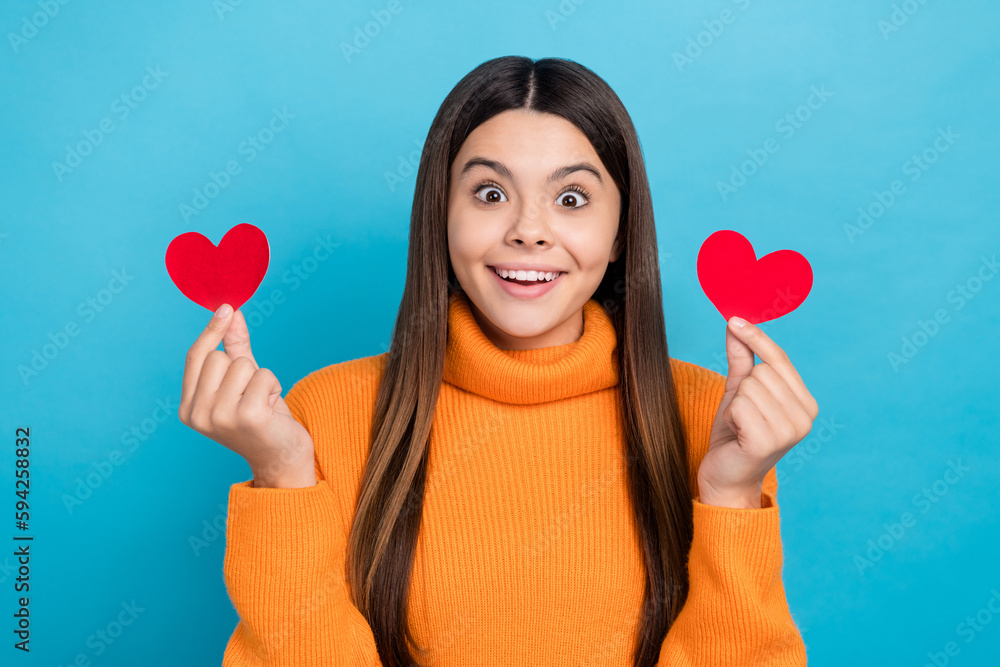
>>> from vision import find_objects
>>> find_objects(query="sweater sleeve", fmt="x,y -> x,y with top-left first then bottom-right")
657,359 -> 807,666
220,377 -> 384,666
655,470 -> 808,666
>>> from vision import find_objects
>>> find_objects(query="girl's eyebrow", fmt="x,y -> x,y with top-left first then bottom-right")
459,157 -> 604,185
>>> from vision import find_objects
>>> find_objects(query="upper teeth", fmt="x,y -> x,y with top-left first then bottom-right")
493,267 -> 561,282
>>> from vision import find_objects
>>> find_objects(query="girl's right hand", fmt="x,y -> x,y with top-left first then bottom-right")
178,303 -> 317,488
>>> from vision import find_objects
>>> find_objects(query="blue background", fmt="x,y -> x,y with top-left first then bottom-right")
1,0 -> 997,665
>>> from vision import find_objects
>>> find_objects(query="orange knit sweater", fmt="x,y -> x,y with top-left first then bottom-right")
221,292 -> 807,666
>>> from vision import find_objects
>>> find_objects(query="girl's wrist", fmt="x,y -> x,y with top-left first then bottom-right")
249,444 -> 317,489
697,488 -> 762,509
696,476 -> 763,509
251,463 -> 317,489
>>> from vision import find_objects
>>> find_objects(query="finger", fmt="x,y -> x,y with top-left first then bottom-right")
223,308 -> 258,368
734,375 -> 799,448
216,355 -> 259,410
244,368 -> 280,402
182,304 -> 234,407
242,368 -> 282,413
748,364 -> 815,432
724,393 -> 769,448
724,320 -> 756,392
192,349 -> 233,410
727,318 -> 812,408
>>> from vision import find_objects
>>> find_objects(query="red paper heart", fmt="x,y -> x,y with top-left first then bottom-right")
697,230 -> 812,324
165,223 -> 269,312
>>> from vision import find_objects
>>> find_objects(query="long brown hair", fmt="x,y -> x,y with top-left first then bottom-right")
347,55 -> 693,667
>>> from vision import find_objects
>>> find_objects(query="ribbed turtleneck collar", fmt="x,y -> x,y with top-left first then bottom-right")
442,292 -> 619,404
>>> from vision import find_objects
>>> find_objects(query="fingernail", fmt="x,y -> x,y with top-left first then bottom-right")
215,304 -> 232,319
730,316 -> 747,328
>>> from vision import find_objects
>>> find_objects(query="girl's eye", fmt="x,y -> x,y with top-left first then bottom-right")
556,186 -> 591,209
473,182 -> 508,204
471,181 -> 592,209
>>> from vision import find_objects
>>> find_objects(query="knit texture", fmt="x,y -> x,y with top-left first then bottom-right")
221,292 -> 808,666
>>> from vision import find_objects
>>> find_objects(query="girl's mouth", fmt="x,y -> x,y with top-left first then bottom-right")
488,266 -> 565,285
486,266 -> 565,298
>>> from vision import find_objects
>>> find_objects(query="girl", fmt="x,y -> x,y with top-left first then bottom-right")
179,56 -> 817,666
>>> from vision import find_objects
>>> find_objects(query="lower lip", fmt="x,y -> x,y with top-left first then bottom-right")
488,267 -> 564,299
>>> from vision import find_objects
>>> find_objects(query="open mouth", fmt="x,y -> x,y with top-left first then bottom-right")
487,266 -> 565,286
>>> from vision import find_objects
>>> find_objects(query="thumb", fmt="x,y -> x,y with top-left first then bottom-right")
721,317 -> 755,411
222,307 -> 259,368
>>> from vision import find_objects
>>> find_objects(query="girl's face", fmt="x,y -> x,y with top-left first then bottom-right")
447,109 -> 622,350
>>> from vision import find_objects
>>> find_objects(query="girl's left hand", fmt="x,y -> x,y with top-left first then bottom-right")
697,316 -> 819,508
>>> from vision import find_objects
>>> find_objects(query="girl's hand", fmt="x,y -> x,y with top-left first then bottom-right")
698,317 -> 819,508
178,304 -> 316,488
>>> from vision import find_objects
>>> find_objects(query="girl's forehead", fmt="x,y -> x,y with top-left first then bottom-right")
463,110 -> 590,144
